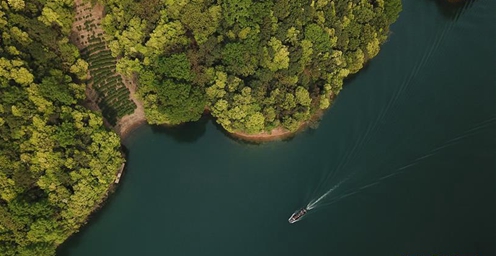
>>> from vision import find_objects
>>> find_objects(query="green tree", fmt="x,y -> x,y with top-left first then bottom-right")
384,0 -> 402,23
156,53 -> 193,81
0,2 -> 125,254
100,0 -> 402,135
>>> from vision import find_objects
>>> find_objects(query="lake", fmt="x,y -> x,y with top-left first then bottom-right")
59,0 -> 495,255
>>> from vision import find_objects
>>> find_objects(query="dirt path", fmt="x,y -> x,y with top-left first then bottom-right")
115,75 -> 146,138
71,0 -> 146,139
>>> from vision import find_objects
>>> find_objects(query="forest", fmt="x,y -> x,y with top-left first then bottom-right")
0,0 -> 402,255
102,0 -> 402,133
0,0 -> 124,255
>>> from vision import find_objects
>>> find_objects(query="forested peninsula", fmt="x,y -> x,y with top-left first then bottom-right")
0,0 -> 401,255
104,0 -> 401,135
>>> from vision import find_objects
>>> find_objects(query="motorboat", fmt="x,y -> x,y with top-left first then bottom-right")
288,208 -> 307,223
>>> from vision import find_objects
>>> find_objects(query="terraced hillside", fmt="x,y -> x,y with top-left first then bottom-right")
81,38 -> 136,125
71,0 -> 144,134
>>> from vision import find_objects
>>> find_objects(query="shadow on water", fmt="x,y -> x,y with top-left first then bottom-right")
427,0 -> 478,20
150,115 -> 209,143
147,60 -> 373,147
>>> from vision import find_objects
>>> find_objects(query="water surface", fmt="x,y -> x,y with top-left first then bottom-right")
59,0 -> 495,255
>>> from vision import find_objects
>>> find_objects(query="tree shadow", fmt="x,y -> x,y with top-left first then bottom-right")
150,115 -> 209,143
427,0 -> 478,21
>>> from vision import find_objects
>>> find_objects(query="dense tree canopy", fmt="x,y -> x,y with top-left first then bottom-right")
0,1 -> 124,255
102,0 -> 402,133
0,0 -> 402,254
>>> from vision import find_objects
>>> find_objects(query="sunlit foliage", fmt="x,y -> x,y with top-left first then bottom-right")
0,1 -> 124,254
102,0 -> 401,133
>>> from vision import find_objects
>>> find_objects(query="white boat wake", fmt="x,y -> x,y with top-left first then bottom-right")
301,118 -> 494,215
306,178 -> 348,210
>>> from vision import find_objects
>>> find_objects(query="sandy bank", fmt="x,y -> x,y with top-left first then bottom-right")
229,126 -> 302,142
228,108 -> 325,143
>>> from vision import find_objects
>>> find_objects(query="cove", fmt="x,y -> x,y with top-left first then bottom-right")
58,0 -> 495,255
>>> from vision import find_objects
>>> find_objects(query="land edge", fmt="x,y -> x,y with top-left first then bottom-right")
58,1 -> 140,244
119,106 -> 327,143
117,89 -> 333,142
228,124 -> 308,143
61,0 -> 326,247
225,108 -> 326,143
118,94 -> 332,143
70,1 -> 329,144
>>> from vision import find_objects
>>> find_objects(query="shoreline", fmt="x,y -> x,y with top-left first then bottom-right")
115,113 -> 310,142
229,123 -> 308,142
116,118 -> 146,139
63,0 -> 321,251
116,108 -> 326,143
64,2 -> 144,247
228,107 -> 326,143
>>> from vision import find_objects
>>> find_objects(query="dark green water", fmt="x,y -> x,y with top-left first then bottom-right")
59,0 -> 495,255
